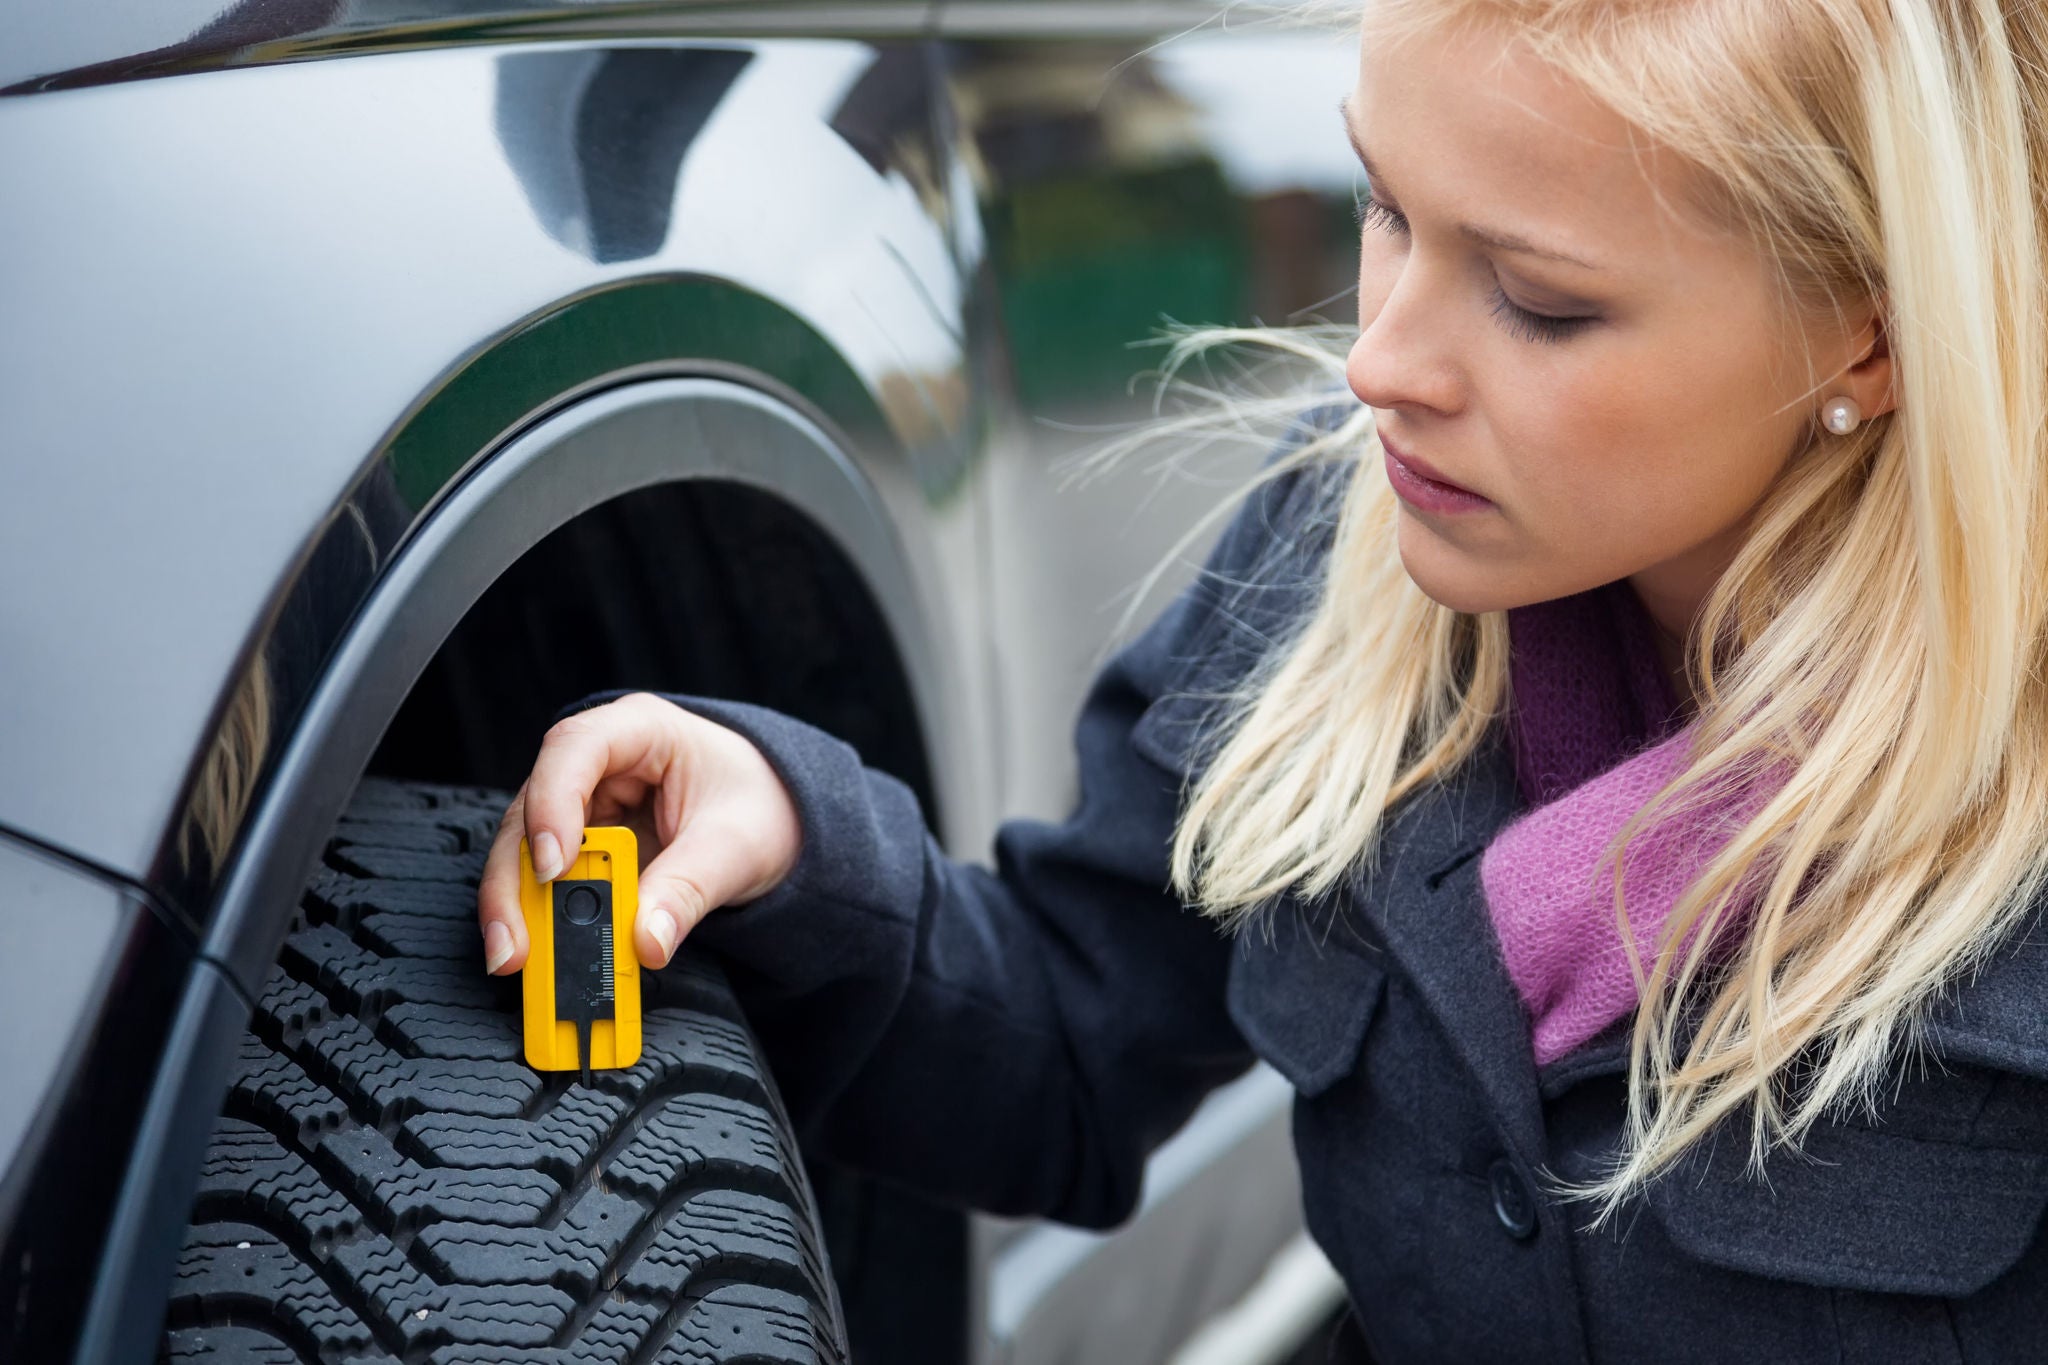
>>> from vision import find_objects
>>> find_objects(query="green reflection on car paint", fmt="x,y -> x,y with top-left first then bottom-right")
984,160 -> 1246,410
382,275 -> 904,512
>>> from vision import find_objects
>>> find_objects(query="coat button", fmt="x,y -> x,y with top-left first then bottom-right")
1488,1158 -> 1538,1240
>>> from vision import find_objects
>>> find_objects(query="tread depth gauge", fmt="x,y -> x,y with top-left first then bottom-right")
519,827 -> 642,1081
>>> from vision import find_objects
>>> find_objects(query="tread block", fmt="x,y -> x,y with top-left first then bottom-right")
227,1041 -> 352,1147
317,1122 -> 559,1230
167,1223 -> 385,1360
432,808 -> 509,852
428,1345 -> 581,1365
333,844 -> 489,885
307,871 -> 479,931
334,818 -> 465,854
327,1232 -> 438,1325
399,1282 -> 576,1352
162,1323 -> 341,1364
622,1191 -> 814,1300
254,977 -> 330,1050
380,1000 -> 523,1061
604,1095 -> 788,1204
284,924 -> 504,1015
290,1007 -> 538,1121
405,1083 -> 633,1177
415,1185 -> 643,1290
361,910 -> 490,961
192,1121 -> 361,1248
654,1285 -> 822,1365
627,1010 -> 767,1095
562,1299 -> 667,1365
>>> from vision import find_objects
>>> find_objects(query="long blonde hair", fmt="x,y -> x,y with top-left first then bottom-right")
1167,0 -> 2048,1213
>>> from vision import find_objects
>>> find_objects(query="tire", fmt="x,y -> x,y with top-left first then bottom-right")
158,778 -> 849,1365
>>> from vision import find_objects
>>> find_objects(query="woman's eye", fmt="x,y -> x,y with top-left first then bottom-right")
1354,194 -> 1409,236
1355,191 -> 1598,346
1487,287 -> 1596,345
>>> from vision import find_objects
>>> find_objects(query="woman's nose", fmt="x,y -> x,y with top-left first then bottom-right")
1345,259 -> 1461,416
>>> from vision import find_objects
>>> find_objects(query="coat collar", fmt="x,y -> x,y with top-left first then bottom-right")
1347,730 -> 1557,1161
1921,899 -> 2048,1080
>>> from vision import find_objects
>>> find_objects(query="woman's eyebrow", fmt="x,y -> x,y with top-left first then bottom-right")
1338,96 -> 1605,272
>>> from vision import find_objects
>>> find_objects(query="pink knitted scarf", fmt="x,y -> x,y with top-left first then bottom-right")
1479,582 -> 1772,1066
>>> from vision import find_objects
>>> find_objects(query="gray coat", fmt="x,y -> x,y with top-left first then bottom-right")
623,439 -> 2048,1363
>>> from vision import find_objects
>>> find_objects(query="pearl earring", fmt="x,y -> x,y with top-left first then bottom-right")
1821,395 -> 1863,435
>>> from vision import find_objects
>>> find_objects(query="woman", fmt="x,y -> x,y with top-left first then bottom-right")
477,0 -> 2048,1357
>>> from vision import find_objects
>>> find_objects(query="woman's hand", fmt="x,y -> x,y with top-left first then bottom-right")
476,692 -> 803,975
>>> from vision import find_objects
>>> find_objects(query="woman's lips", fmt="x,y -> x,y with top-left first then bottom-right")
1380,435 -> 1494,515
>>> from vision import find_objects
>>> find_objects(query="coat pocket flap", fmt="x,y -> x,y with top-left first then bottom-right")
1226,909 -> 1387,1099
1650,1119 -> 2048,1297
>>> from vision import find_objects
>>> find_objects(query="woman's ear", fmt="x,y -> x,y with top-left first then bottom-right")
1842,294 -> 1896,422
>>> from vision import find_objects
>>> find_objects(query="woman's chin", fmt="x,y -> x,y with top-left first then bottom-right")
1394,518 -> 1564,615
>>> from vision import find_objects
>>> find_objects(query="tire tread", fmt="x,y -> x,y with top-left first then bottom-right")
161,780 -> 845,1365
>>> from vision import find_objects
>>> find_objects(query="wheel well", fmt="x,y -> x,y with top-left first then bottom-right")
370,477 -> 934,812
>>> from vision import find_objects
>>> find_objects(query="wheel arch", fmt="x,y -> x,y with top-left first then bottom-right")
203,374 -> 947,992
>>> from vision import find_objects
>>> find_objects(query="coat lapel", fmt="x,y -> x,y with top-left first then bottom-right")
1353,732 -> 1553,1162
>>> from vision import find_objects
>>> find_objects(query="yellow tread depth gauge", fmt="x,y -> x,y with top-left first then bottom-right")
519,827 -> 642,1082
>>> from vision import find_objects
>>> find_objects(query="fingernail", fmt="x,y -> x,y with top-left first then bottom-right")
483,921 -> 513,975
645,906 -> 679,964
532,831 -> 563,883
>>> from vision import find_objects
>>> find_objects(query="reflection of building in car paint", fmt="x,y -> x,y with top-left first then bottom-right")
831,45 -> 952,223
952,34 -> 1361,411
494,47 -> 753,263
1153,30 -> 1371,327
952,42 -> 1240,409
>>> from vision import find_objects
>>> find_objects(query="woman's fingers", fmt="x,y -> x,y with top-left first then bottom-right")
633,815 -> 761,967
521,695 -> 676,881
633,722 -> 806,968
477,694 -> 680,977
476,692 -> 802,974
478,789 -> 533,976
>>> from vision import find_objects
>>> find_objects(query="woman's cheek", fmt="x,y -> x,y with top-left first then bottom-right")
1479,457 -> 1644,593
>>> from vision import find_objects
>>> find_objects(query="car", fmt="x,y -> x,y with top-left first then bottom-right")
0,4 -> 1366,1361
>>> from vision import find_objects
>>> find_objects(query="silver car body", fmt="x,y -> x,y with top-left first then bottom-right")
0,5 -> 1365,1360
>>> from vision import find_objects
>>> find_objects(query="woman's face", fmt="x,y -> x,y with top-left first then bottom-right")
1344,18 -> 1887,633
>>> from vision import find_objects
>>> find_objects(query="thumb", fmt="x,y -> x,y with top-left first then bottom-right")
632,823 -> 763,968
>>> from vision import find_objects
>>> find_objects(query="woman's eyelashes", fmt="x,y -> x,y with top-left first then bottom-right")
1354,193 -> 1598,346
1354,192 -> 1407,237
1487,287 -> 1597,344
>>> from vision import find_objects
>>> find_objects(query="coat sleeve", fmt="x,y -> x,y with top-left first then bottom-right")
664,634 -> 1241,1230
572,446 -> 1343,1230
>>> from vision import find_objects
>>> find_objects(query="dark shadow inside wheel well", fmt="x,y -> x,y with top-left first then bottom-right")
370,478 -> 934,814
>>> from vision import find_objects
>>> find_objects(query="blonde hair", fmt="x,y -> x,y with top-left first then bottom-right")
1166,0 -> 2048,1214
